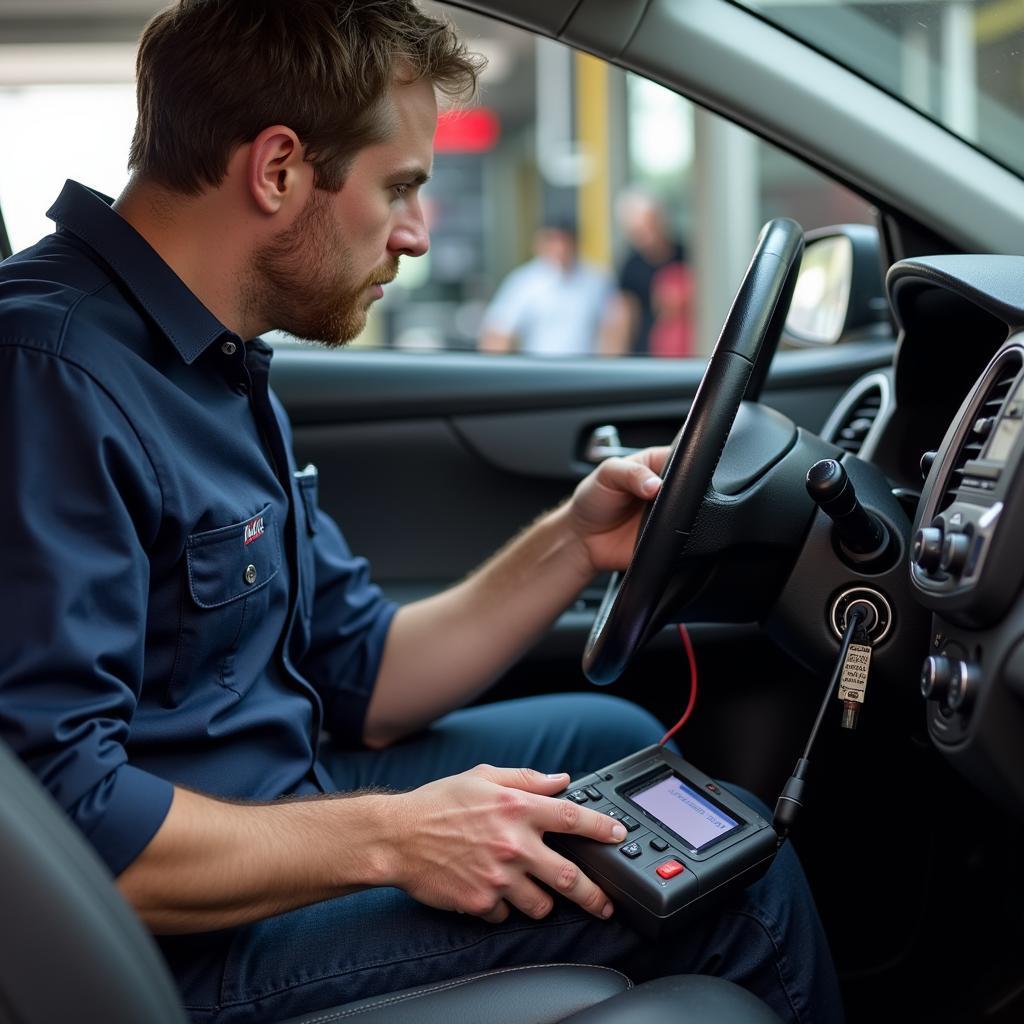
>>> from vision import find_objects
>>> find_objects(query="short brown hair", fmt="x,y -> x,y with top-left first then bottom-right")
128,0 -> 484,195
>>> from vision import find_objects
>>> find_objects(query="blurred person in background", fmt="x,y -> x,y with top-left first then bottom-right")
648,260 -> 695,357
602,188 -> 690,356
479,220 -> 615,356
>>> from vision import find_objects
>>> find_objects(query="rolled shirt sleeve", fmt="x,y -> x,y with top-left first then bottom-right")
0,345 -> 173,876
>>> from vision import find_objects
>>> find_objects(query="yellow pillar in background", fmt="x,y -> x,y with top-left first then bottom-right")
575,51 -> 612,270
975,0 -> 1024,45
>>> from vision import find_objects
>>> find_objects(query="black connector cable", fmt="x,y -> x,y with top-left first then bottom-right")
772,606 -> 866,843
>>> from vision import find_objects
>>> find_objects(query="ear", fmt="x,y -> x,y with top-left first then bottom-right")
246,125 -> 312,216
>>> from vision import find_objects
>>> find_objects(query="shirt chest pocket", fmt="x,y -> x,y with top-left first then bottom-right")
172,505 -> 282,699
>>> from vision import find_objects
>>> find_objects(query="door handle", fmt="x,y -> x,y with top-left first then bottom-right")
584,425 -> 642,463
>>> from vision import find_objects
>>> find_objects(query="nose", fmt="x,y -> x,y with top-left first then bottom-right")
388,201 -> 429,259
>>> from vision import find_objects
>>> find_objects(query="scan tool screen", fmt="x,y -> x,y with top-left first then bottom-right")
629,775 -> 741,851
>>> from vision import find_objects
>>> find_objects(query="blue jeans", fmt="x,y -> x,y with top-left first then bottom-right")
159,694 -> 843,1023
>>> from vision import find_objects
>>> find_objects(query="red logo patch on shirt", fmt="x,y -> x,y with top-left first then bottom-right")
243,515 -> 265,545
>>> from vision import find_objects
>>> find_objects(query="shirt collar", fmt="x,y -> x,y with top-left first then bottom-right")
47,179 -> 232,365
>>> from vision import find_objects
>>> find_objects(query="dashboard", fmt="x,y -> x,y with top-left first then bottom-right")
882,256 -> 1024,814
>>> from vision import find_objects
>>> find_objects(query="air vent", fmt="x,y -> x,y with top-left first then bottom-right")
821,373 -> 890,456
938,350 -> 1023,513
833,386 -> 883,455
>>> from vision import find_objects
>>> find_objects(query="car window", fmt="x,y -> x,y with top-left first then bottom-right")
0,2 -> 874,359
736,0 -> 1024,179
344,2 -> 875,359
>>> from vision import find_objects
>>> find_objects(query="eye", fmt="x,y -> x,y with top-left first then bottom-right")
391,182 -> 411,200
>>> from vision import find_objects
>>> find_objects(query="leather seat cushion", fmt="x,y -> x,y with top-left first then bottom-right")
561,974 -> 784,1024
279,963 -> 631,1024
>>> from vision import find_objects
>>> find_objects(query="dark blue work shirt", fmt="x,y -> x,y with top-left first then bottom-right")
0,181 -> 397,876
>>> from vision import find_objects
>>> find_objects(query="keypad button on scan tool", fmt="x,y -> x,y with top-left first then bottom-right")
656,859 -> 686,880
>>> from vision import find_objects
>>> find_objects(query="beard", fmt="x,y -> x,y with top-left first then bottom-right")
249,189 -> 397,347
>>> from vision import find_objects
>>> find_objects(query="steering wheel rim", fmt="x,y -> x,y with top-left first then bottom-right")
582,218 -> 805,686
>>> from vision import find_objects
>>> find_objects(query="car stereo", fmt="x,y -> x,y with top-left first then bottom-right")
548,745 -> 778,938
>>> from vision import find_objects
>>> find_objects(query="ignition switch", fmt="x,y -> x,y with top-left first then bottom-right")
829,586 -> 893,645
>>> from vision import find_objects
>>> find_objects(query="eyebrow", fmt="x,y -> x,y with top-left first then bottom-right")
394,167 -> 431,187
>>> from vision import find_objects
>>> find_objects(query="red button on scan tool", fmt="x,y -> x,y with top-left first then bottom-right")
656,859 -> 685,880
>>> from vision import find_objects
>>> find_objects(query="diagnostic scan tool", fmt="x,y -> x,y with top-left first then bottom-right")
550,600 -> 873,937
549,745 -> 777,938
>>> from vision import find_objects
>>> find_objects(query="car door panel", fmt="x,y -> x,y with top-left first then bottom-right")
278,340 -> 894,612
272,341 -> 893,424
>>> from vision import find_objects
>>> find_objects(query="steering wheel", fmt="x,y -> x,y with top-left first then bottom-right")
582,219 -> 805,685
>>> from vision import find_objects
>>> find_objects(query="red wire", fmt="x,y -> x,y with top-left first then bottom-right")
659,623 -> 698,746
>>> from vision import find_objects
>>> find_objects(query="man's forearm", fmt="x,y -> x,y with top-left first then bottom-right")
364,503 -> 594,747
119,767 -> 628,935
116,785 -> 394,933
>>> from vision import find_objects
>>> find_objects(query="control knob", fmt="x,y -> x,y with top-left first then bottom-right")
920,656 -> 956,702
912,527 -> 944,574
940,530 -> 971,575
921,656 -> 980,714
973,417 -> 997,441
947,662 -> 980,713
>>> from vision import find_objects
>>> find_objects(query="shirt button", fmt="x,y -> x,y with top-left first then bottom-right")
221,340 -> 238,356
244,564 -> 257,585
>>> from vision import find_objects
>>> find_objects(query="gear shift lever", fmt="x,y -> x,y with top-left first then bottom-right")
806,458 -> 889,562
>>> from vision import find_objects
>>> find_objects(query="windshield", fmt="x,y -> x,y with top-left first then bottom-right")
738,0 -> 1024,178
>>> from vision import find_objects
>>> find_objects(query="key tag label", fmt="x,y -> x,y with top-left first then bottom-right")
838,643 -> 872,704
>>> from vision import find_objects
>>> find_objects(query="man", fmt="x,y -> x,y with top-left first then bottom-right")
0,3 -> 842,1022
479,221 -> 614,356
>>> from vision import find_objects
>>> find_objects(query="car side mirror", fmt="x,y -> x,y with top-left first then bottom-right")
783,224 -> 889,346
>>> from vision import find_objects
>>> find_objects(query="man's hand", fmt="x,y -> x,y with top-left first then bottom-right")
387,765 -> 628,923
567,447 -> 670,572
